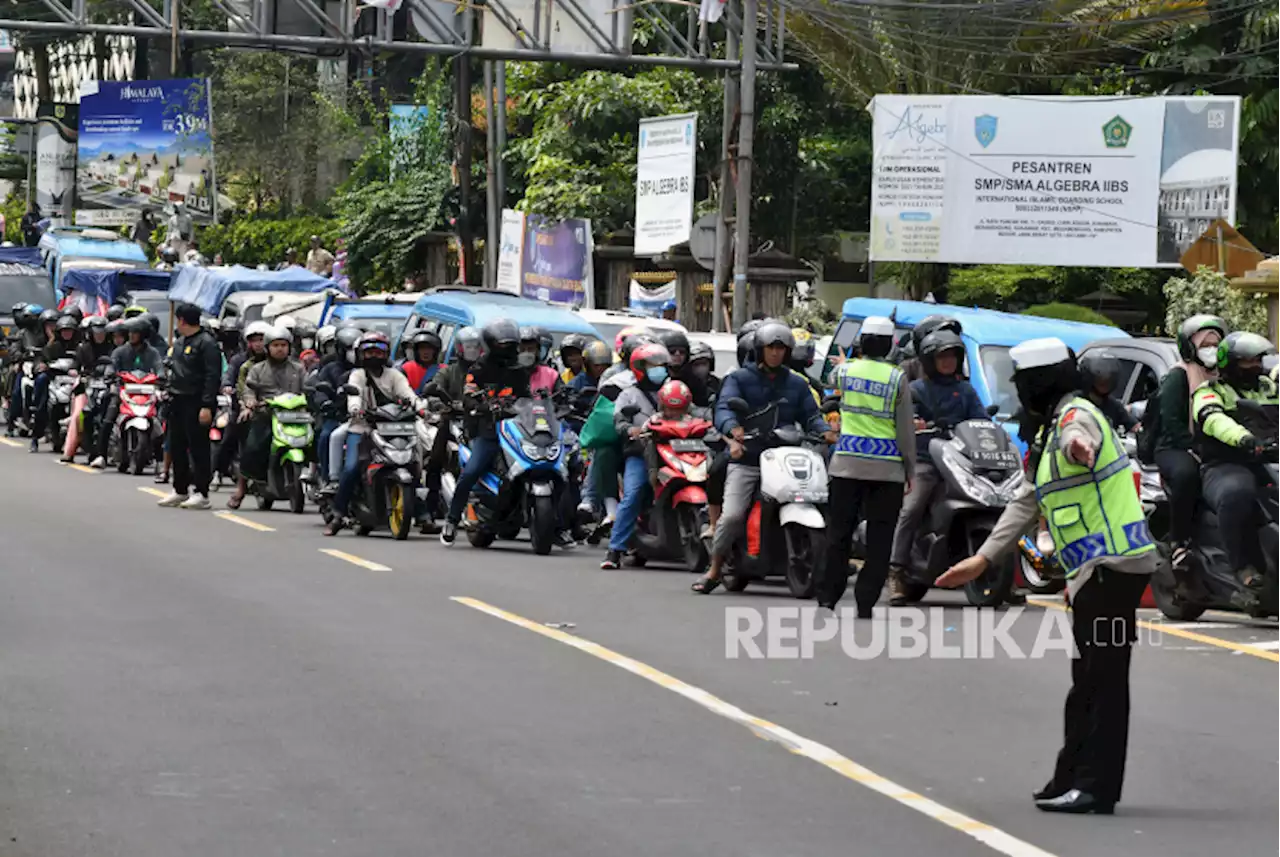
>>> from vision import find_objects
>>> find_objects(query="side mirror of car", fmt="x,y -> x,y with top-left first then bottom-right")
986,403 -> 1000,417
725,397 -> 748,416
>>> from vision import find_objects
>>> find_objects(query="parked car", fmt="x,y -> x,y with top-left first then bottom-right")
574,307 -> 686,352
395,286 -> 602,356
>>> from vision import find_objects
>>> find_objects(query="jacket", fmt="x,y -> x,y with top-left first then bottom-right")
613,383 -> 661,456
423,359 -> 474,405
402,360 -> 442,395
909,375 -> 988,462
222,350 -> 253,390
1192,377 -> 1279,464
457,357 -> 532,439
42,337 -> 78,364
236,354 -> 266,401
166,328 -> 222,406
1154,365 -> 1194,453
530,365 -> 561,394
111,343 -> 165,376
345,366 -> 425,434
313,357 -> 355,415
242,357 -> 307,410
714,364 -> 826,464
75,339 -> 116,374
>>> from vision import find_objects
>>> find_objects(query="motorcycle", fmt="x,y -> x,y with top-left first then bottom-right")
447,390 -> 568,556
718,398 -> 830,599
209,392 -> 235,490
45,357 -> 77,452
110,371 -> 163,475
623,407 -> 714,573
855,415 -> 1019,607
337,393 -> 423,540
248,392 -> 314,513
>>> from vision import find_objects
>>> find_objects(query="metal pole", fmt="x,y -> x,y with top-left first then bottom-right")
170,0 -> 179,75
710,24 -> 738,333
25,123 -> 35,209
495,60 -> 507,211
731,0 -> 757,330
484,61 -> 498,289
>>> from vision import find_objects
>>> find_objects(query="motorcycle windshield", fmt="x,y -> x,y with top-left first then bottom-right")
511,397 -> 560,443
268,393 -> 308,411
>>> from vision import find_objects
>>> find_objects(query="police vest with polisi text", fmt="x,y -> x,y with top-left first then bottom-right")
834,358 -> 902,462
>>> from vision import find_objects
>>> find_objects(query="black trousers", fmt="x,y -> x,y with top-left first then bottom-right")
817,476 -> 905,610
94,396 -> 119,460
1201,461 -> 1265,572
169,396 -> 212,497
215,414 -> 243,476
1048,567 -> 1150,805
1154,448 -> 1200,544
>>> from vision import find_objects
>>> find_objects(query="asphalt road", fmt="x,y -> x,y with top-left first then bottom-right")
0,440 -> 1276,857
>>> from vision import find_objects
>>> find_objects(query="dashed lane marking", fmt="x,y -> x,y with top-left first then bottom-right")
0,437 -> 25,447
318,549 -> 391,572
214,511 -> 276,532
452,596 -> 1058,857
67,463 -> 99,475
137,486 -> 169,499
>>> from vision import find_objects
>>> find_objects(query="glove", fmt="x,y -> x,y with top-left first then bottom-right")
1256,438 -> 1279,462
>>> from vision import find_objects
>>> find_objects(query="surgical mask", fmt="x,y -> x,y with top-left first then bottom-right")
646,366 -> 668,385
1196,347 -> 1219,369
517,351 -> 536,368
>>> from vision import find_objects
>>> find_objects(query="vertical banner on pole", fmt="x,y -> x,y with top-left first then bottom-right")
635,112 -> 697,257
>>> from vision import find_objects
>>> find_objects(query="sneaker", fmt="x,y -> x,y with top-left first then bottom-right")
89,456 -> 106,469
157,491 -> 189,508
59,455 -> 75,464
887,566 -> 908,607
154,471 -> 169,484
419,515 -> 441,535
323,516 -> 346,537
600,549 -> 622,570
180,494 -> 211,510
555,531 -> 577,550
440,521 -> 457,546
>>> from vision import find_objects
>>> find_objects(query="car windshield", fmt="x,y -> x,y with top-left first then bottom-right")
134,296 -> 173,341
345,316 -> 404,340
0,273 -> 57,315
980,346 -> 1018,419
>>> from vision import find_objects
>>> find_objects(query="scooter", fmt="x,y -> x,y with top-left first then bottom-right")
718,398 -> 830,599
854,415 -> 1019,607
80,360 -> 114,453
248,392 -> 314,513
45,357 -> 77,452
625,409 -> 714,573
449,390 -> 568,556
342,396 -> 424,540
111,371 -> 163,475
209,392 -> 236,490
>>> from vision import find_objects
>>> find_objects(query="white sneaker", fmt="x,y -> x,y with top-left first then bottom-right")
157,492 -> 189,508
180,494 -> 211,510
89,456 -> 106,469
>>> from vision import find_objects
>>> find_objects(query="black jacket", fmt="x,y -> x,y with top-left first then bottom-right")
166,329 -> 221,406
111,343 -> 165,376
423,359 -> 474,404
42,336 -> 79,364
76,339 -> 116,374
313,357 -> 355,415
437,357 -> 529,439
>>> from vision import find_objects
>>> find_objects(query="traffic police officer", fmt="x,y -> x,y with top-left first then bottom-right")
816,316 -> 916,617
938,337 -> 1158,815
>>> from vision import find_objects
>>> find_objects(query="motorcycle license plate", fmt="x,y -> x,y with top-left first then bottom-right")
670,439 -> 707,453
380,422 -> 416,436
971,450 -> 1019,467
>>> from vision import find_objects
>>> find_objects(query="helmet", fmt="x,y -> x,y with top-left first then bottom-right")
334,325 -> 363,353
203,316 -> 222,333
518,325 -> 551,361
918,328 -> 965,378
275,314 -> 297,333
105,319 -> 125,338
122,305 -> 146,319
316,324 -> 338,352
658,379 -> 692,411
1218,331 -> 1275,390
911,315 -> 962,353
735,319 -> 767,366
244,320 -> 272,340
267,325 -> 292,346
855,316 -> 896,359
1078,352 -> 1122,396
560,333 -> 588,357
410,329 -> 443,360
1010,337 -> 1080,419
9,301 -> 26,319
105,304 -> 125,322
39,308 -> 59,327
140,312 -> 160,336
658,329 -> 690,362
583,340 -> 612,367
64,305 -> 85,323
893,331 -> 916,363
85,315 -> 108,333
754,321 -> 795,359
688,340 -> 715,372
620,332 -> 656,366
482,319 -> 521,366
294,319 -> 317,341
357,331 -> 391,365
630,342 -> 672,384
615,325 -> 649,354
123,316 -> 150,337
1176,314 -> 1228,363
55,314 -> 78,332
661,299 -> 677,313
454,326 -> 483,362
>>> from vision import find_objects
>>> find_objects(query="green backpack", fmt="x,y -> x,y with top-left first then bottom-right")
579,392 -> 620,450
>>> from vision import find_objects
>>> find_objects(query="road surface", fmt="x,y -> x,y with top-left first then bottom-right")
0,439 -> 1275,857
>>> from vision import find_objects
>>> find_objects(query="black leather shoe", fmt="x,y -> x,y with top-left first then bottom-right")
1032,783 -> 1067,801
1035,789 -> 1114,814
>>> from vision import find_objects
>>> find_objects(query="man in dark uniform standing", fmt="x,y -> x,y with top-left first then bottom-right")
157,302 -> 222,510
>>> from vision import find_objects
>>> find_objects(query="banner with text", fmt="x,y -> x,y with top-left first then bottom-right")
495,208 -> 594,307
628,278 -> 675,316
868,95 -> 1240,267
635,112 -> 697,257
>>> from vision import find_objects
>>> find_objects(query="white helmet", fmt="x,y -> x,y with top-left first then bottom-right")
276,314 -> 297,333
244,320 -> 273,340
267,325 -> 292,346
316,324 -> 337,349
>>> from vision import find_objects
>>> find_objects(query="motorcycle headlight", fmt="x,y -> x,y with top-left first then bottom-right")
522,440 -> 558,460
940,445 -> 1002,506
386,448 -> 413,465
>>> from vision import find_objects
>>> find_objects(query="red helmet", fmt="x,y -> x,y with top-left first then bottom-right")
658,379 -> 692,410
629,342 -> 671,383
615,325 -> 648,354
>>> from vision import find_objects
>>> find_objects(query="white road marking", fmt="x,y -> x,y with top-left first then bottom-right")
137,486 -> 169,499
318,549 -> 391,572
1245,639 -> 1280,651
214,511 -> 276,532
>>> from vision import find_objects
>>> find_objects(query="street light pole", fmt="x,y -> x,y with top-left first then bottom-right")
730,0 -> 757,330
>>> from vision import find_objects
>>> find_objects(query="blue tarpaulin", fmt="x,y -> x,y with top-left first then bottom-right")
168,265 -> 334,314
0,247 -> 43,267
60,268 -> 174,303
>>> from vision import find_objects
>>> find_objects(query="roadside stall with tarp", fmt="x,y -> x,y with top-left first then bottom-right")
167,265 -> 334,314
58,268 -> 174,316
0,247 -> 44,267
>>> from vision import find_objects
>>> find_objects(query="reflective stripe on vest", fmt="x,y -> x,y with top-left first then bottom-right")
1034,397 -> 1155,576
835,358 -> 902,462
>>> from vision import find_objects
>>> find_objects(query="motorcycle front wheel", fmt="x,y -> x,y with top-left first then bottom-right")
679,505 -> 709,574
285,461 -> 305,514
783,523 -> 823,599
529,493 -> 556,556
1019,554 -> 1066,595
131,431 -> 148,475
388,483 -> 412,541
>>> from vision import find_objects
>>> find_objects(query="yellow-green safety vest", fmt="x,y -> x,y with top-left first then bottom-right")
834,357 -> 902,462
1034,397 -> 1155,576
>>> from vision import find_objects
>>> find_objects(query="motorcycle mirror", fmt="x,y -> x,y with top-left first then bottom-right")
821,396 -> 841,415
986,403 -> 1000,417
341,383 -> 360,397
725,397 -> 749,416
620,404 -> 640,419
314,381 -> 334,395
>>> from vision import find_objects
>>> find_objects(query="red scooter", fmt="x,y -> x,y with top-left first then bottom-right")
112,371 -> 163,475
629,415 -> 715,572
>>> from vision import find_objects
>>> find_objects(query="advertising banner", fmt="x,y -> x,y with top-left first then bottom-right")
75,78 -> 217,227
35,103 -> 78,222
635,112 -> 697,257
868,95 -> 1240,268
628,278 -> 676,316
495,208 -> 594,307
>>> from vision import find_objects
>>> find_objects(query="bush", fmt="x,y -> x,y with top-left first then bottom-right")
1022,303 -> 1117,326
1163,266 -> 1270,339
198,216 -> 341,268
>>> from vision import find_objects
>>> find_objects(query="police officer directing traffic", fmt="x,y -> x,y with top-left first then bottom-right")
156,302 -> 223,510
816,316 -> 916,617
938,337 -> 1158,815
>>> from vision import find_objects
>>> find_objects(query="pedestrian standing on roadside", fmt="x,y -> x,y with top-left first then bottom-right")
937,337 -> 1157,815
306,235 -> 335,277
157,302 -> 222,510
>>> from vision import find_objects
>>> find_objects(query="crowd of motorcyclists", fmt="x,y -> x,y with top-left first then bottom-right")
2,293 -> 1276,618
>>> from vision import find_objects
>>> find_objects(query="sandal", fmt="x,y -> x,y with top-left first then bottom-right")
691,576 -> 722,595
226,494 -> 244,510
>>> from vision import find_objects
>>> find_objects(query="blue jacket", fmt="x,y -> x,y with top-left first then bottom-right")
715,364 -> 826,466
909,375 -> 988,462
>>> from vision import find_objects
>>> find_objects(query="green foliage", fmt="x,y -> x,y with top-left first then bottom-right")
2,187 -> 26,245
1022,303 -> 1117,326
197,215 -> 340,267
1163,266 -> 1270,338
948,266 -> 1062,306
785,299 -> 839,335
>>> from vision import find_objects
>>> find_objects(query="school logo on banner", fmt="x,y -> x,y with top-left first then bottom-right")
974,114 -> 998,148
1102,115 -> 1132,148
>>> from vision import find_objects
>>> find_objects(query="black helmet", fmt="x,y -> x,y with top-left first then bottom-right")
85,315 -> 108,332
482,318 -> 521,365
138,312 -> 160,336
106,304 -> 125,322
1219,331 -> 1275,391
334,325 -> 363,353
658,329 -> 690,356
410,329 -> 443,359
893,331 -> 916,363
919,328 -> 964,379
911,314 -> 962,353
39,308 -> 59,327
620,332 -> 656,366
105,319 -> 126,338
65,305 -> 85,323
9,301 -> 26,319
560,333 -> 588,356
754,321 -> 795,356
1078,353 -> 1122,397
124,316 -> 150,337
583,340 -> 612,367
55,314 -> 79,332
688,340 -> 715,372
1176,314 -> 1228,363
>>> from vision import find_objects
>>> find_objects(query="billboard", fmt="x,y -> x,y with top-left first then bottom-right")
634,112 -> 697,257
868,95 -> 1241,268
35,103 -> 78,222
495,208 -> 594,307
75,78 -> 218,227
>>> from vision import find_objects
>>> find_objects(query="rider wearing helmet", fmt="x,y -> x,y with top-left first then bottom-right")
937,336 -> 1159,814
92,316 -> 165,466
403,330 -> 444,394
1078,353 -> 1137,432
76,315 -> 114,373
419,326 -> 485,533
38,308 -> 59,344
315,325 -> 338,361
571,340 -> 613,391
229,324 -> 307,510
602,329 -> 656,382
315,324 -> 365,493
105,318 -> 127,348
658,330 -> 690,373
559,333 -> 589,383
1190,331 -> 1279,614
106,304 -> 125,323
439,318 -> 532,546
43,313 -> 81,362
886,326 -> 989,605
735,318 -> 768,367
519,326 -> 561,394
293,319 -> 318,354
323,331 -> 426,536
693,321 -> 831,593
1153,314 -> 1229,579
599,343 -> 674,569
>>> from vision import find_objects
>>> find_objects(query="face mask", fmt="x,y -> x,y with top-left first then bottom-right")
646,366 -> 668,385
1196,347 -> 1219,369
517,351 -> 536,368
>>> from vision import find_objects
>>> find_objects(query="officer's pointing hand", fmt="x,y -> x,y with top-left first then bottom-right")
936,554 -> 989,588
1065,437 -> 1095,468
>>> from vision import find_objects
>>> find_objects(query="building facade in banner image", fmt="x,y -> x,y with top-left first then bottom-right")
1155,99 -> 1238,264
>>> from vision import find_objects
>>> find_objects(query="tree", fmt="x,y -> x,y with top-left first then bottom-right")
1163,266 -> 1269,336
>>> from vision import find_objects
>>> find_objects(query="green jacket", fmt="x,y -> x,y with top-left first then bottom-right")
1191,377 -> 1278,463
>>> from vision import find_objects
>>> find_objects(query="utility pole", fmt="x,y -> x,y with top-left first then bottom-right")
731,0 -> 757,330
710,24 -> 738,333
454,55 -> 475,284
495,61 -> 507,213
483,61 -> 497,288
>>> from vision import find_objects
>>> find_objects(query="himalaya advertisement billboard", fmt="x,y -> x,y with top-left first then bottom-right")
75,78 -> 220,227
